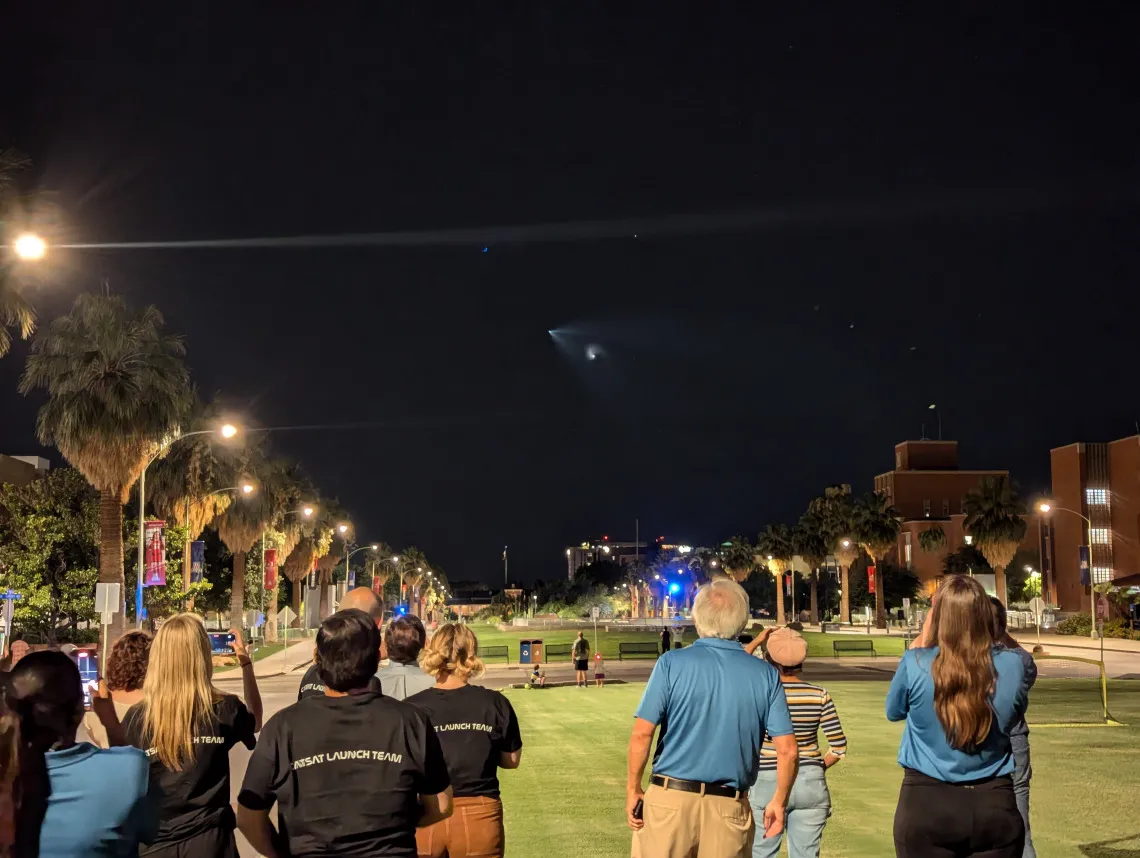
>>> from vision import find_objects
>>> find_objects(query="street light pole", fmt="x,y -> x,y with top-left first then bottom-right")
1037,503 -> 1096,640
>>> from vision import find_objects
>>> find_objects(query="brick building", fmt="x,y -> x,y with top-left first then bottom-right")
1047,436 -> 1140,612
0,455 -> 50,486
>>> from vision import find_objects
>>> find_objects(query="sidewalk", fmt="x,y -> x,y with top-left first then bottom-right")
217,638 -> 314,680
1011,629 -> 1140,655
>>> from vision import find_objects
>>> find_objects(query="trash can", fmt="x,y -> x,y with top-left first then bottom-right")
531,640 -> 544,664
519,640 -> 534,665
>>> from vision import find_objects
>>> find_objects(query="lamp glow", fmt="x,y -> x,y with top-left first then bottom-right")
13,233 -> 46,260
220,424 -> 238,438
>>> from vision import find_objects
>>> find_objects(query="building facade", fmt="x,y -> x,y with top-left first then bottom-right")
0,455 -> 50,487
1048,436 -> 1140,612
565,537 -> 647,580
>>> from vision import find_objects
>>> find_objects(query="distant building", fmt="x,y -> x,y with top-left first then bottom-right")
874,441 -> 1035,598
1048,436 -> 1140,612
0,455 -> 50,487
565,536 -> 648,581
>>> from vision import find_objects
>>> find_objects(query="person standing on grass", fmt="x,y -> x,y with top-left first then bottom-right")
378,614 -> 435,700
123,616 -> 263,858
297,587 -> 385,702
628,579 -> 798,858
887,574 -> 1026,858
409,624 -> 522,858
237,609 -> 452,858
572,632 -> 590,688
660,626 -> 672,655
990,597 -> 1038,858
744,627 -> 846,858
81,630 -> 150,749
594,652 -> 606,688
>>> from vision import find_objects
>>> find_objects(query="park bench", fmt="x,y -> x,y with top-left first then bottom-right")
545,643 -> 572,661
832,639 -> 877,657
820,622 -> 843,633
482,645 -> 510,664
618,642 -> 660,661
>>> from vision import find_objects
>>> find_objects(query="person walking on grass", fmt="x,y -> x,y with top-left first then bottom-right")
409,623 -> 523,858
990,597 -> 1038,858
123,615 -> 263,858
572,632 -> 590,688
744,627 -> 847,858
887,574 -> 1026,858
628,579 -> 798,858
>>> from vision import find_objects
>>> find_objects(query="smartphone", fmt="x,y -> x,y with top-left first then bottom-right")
633,799 -> 644,821
208,632 -> 237,655
75,650 -> 99,710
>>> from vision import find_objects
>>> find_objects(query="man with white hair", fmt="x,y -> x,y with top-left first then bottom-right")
627,579 -> 798,858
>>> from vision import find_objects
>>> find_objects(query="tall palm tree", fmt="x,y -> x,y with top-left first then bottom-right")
793,511 -> 828,624
757,523 -> 792,623
721,536 -> 757,584
963,476 -> 1027,604
400,547 -> 430,617
853,491 -> 902,628
811,485 -> 859,624
0,148 -> 38,357
20,293 -> 191,637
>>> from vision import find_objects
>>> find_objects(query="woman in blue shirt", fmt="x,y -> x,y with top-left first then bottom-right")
886,575 -> 1027,858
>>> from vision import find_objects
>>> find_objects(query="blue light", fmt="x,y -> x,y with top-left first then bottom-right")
482,247 -> 489,253
669,583 -> 681,595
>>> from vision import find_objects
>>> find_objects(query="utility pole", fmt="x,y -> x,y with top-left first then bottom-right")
503,545 -> 508,587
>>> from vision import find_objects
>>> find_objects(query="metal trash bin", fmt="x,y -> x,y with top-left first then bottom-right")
530,640 -> 544,664
519,640 -> 534,665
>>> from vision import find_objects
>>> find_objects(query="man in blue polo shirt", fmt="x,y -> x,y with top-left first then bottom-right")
627,579 -> 798,858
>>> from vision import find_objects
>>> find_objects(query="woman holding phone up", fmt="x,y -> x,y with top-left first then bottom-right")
123,616 -> 263,857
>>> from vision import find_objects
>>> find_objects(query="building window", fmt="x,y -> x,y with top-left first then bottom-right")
1092,566 -> 1112,584
1086,488 -> 1108,505
896,451 -> 903,469
960,497 -> 967,514
941,499 -> 950,516
904,533 -> 913,569
1089,528 -> 1110,545
923,499 -> 931,517
964,534 -> 974,546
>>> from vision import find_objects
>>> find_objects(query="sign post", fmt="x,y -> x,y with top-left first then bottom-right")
95,583 -> 121,676
591,605 -> 600,654
1029,596 -> 1046,645
0,589 -> 22,657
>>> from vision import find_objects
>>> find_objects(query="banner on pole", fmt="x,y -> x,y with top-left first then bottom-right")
348,569 -> 356,588
144,520 -> 166,586
190,541 -> 205,583
308,556 -> 318,591
372,574 -> 384,595
784,573 -> 792,596
264,548 -> 278,591
867,564 -> 877,595
1078,546 -> 1091,587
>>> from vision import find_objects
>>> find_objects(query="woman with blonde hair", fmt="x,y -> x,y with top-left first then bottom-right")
887,574 -> 1027,857
123,615 -> 262,857
409,623 -> 522,858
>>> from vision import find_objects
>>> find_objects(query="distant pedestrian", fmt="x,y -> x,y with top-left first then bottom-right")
991,597 -> 1038,858
298,587 -> 384,702
594,653 -> 606,688
745,627 -> 847,858
628,579 -> 798,858
81,630 -> 150,749
572,632 -> 590,688
887,575 -> 1026,858
660,627 -> 672,655
529,664 -> 546,688
377,614 -> 435,700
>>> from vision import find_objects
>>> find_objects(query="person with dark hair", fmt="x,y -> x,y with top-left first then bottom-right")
887,575 -> 1027,858
238,609 -> 453,857
377,614 -> 434,700
297,587 -> 385,702
81,630 -> 151,749
0,650 -> 154,856
990,597 -> 1038,858
572,631 -> 590,689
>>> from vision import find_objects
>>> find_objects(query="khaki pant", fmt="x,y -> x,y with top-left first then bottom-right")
417,796 -> 505,858
632,784 -> 754,858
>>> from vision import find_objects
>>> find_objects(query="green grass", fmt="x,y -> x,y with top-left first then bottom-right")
498,680 -> 1140,857
467,622 -> 908,660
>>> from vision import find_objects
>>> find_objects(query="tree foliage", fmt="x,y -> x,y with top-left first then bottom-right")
963,476 -> 1027,571
918,524 -> 947,553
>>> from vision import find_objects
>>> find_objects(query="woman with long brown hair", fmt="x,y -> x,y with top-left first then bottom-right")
887,574 -> 1028,857
122,615 -> 262,857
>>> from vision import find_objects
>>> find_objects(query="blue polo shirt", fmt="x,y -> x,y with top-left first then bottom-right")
886,646 -> 1026,783
634,637 -> 794,790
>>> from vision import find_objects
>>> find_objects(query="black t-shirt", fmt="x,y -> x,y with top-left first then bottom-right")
239,690 -> 450,857
408,685 -> 522,799
298,663 -> 326,701
123,694 -> 257,843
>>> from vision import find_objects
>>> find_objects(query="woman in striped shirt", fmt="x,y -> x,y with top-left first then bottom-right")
746,627 -> 847,858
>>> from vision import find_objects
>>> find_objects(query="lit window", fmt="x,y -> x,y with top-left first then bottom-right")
964,535 -> 974,546
1092,566 -> 1112,583
904,543 -> 912,568
923,499 -> 931,517
1086,488 -> 1108,505
1090,528 -> 1110,545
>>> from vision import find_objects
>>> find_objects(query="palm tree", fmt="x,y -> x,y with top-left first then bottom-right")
0,148 -> 38,357
853,491 -> 902,628
918,524 -> 947,554
963,476 -> 1027,604
721,536 -> 757,584
20,294 -> 191,638
400,547 -> 430,617
811,485 -> 859,624
757,524 -> 792,623
792,511 -> 828,624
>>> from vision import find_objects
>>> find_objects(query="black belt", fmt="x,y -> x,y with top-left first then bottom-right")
650,775 -> 744,799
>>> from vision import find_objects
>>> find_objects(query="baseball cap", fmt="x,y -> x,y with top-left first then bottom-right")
766,628 -> 808,667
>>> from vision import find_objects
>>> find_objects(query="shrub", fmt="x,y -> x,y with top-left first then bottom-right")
1055,614 -> 1092,636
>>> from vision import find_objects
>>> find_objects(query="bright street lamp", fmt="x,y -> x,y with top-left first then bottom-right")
220,423 -> 238,439
1036,500 -> 1097,639
13,233 -> 46,261
338,524 -> 349,534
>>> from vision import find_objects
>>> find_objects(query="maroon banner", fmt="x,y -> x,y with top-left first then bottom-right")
144,520 -> 166,586
867,564 -> 877,595
372,574 -> 384,595
784,573 -> 792,596
264,548 -> 278,591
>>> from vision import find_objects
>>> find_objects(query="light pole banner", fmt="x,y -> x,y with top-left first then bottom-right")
784,573 -> 792,596
144,520 -> 166,587
1079,546 -> 1090,587
190,541 -> 205,583
264,548 -> 278,591
348,568 -> 356,588
867,565 -> 877,595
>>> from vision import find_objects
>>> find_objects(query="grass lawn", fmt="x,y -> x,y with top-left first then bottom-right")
498,679 -> 1140,857
468,622 -> 908,661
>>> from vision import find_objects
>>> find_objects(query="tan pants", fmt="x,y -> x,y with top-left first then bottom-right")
417,796 -> 505,858
631,784 -> 754,858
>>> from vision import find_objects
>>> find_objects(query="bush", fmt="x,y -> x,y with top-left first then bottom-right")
1055,614 -> 1092,636
1099,618 -> 1140,640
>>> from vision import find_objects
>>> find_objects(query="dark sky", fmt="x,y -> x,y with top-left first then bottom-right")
1,4 -> 1137,585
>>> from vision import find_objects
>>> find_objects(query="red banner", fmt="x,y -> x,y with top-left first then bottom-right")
144,520 -> 166,586
264,548 -> 278,591
867,565 -> 877,595
372,574 -> 384,595
785,573 -> 792,596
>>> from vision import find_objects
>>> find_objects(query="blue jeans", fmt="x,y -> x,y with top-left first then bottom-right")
1012,735 -> 1035,858
749,766 -> 831,858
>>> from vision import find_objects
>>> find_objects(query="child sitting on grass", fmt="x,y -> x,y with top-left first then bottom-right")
529,664 -> 546,688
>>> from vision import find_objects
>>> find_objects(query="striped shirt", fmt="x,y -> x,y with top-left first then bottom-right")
758,679 -> 847,771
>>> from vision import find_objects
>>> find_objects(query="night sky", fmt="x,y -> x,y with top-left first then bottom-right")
1,4 -> 1137,585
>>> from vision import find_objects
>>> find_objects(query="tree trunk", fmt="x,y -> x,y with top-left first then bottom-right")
840,566 -> 850,624
265,586 -> 278,643
809,571 -> 819,625
995,565 -> 1008,605
230,550 -> 246,630
874,558 -> 886,629
318,582 -> 330,621
291,583 -> 302,627
774,573 -> 785,625
99,488 -> 127,641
